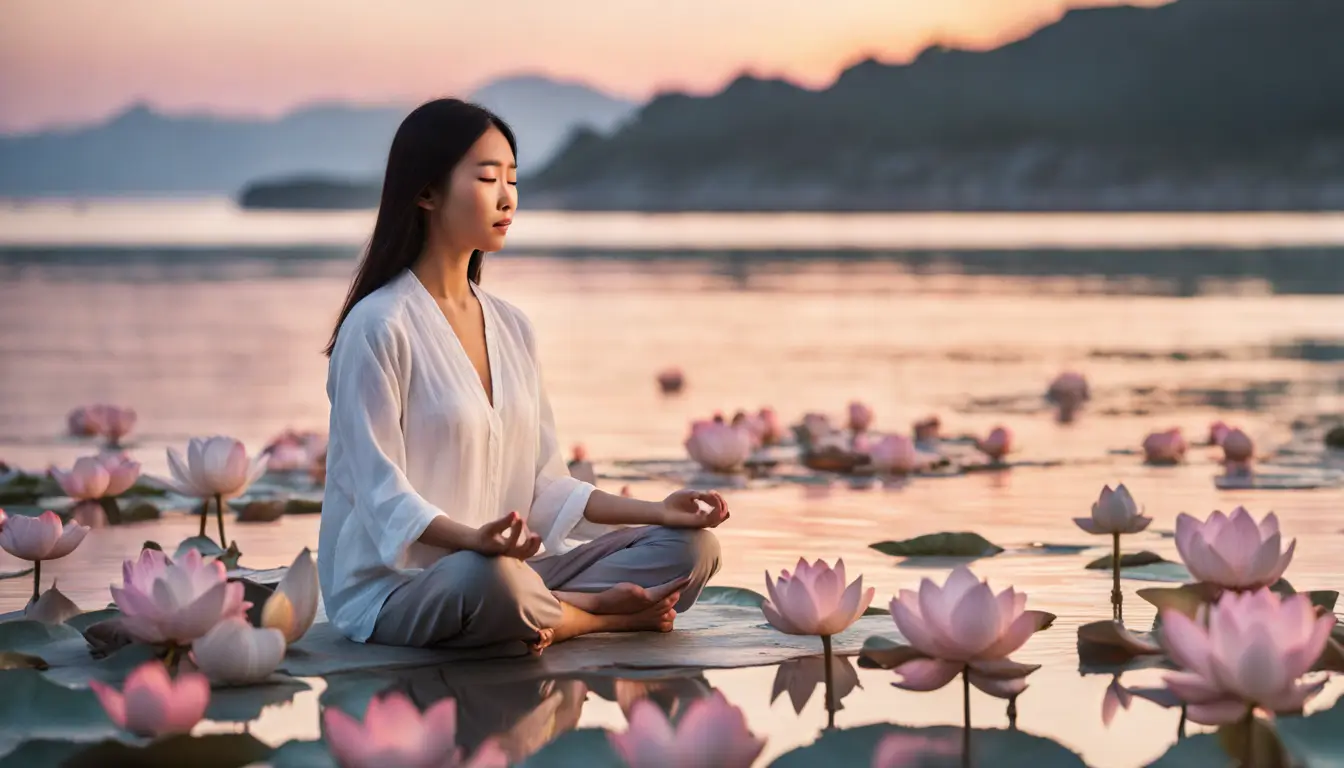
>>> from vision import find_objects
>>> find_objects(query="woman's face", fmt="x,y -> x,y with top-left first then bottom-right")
422,125 -> 517,254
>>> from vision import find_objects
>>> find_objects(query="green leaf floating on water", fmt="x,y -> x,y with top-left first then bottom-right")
59,733 -> 274,768
520,728 -> 625,768
870,532 -> 1004,558
1085,551 -> 1167,570
0,566 -> 34,581
66,608 -> 122,634
700,586 -> 888,615
0,669 -> 118,757
206,676 -> 311,723
698,586 -> 766,607
266,739 -> 336,768
174,536 -> 225,560
768,723 -> 1087,767
1277,697 -> 1344,766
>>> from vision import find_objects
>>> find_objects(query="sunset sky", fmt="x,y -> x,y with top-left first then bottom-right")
1,0 -> 1169,134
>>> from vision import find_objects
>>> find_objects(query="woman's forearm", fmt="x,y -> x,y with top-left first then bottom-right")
582,489 -> 665,526
417,514 -> 482,552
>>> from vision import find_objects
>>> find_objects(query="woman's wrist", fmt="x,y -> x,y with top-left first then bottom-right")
581,491 -> 666,526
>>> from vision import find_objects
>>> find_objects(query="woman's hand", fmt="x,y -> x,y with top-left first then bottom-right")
471,511 -> 542,559
659,489 -> 730,529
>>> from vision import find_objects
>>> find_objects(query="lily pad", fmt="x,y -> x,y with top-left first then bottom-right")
174,536 -> 225,560
1277,697 -> 1344,765
60,733 -> 273,768
1076,621 -> 1170,675
1085,551 -> 1168,570
0,652 -> 47,671
1120,562 -> 1195,584
0,669 -> 118,757
0,621 -> 91,667
285,498 -> 323,515
67,609 -> 122,634
206,676 -> 311,723
698,586 -> 766,608
1019,543 -> 1092,556
856,637 -> 923,670
870,533 -> 1004,558
520,728 -> 624,768
267,739 -> 335,768
768,723 -> 1087,767
0,739 -> 87,767
43,644 -> 162,687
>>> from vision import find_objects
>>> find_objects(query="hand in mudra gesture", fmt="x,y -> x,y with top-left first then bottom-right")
473,511 -> 542,559
659,489 -> 730,529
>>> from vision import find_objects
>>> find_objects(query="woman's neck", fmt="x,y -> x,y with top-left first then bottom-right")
411,243 -> 475,308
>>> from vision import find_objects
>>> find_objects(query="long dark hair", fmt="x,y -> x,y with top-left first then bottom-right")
324,99 -> 517,357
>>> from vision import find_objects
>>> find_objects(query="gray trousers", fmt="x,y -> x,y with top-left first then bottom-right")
369,526 -> 720,652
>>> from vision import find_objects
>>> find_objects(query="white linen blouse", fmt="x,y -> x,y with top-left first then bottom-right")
318,269 -> 603,642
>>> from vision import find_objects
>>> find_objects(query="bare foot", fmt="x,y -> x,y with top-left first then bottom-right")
550,594 -> 681,644
528,627 -> 555,655
555,577 -> 689,615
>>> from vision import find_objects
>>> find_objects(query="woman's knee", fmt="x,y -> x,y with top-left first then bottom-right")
451,552 -> 544,606
647,527 -> 721,577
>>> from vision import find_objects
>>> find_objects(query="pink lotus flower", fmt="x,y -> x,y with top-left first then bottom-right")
1046,371 -> 1090,422
164,436 -> 268,499
191,618 -> 285,685
685,422 -> 754,473
1160,588 -> 1333,725
1174,507 -> 1294,590
848,401 -> 874,433
0,510 -> 88,562
263,428 -> 328,472
801,412 -> 833,443
77,405 -> 137,444
1208,421 -> 1232,446
871,731 -> 961,767
89,660 -> 209,737
1074,484 -> 1151,535
1101,677 -> 1133,727
758,407 -> 783,445
912,416 -> 941,443
609,691 -> 764,768
889,566 -> 1051,698
571,444 -> 588,463
762,558 -> 874,637
67,407 -> 98,437
1142,428 -> 1187,464
110,547 -> 248,645
975,426 -> 1012,462
731,411 -> 766,449
656,367 -> 685,394
1221,428 -> 1254,464
53,454 -> 140,500
323,691 -> 508,768
868,435 -> 932,475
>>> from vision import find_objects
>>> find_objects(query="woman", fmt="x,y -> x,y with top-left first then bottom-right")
319,99 -> 726,656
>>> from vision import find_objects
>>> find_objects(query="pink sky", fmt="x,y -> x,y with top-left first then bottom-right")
1,0 -> 1169,134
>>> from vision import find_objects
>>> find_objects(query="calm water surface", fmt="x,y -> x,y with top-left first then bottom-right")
0,207 -> 1342,766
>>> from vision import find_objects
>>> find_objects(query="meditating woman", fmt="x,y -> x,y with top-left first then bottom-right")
318,99 -> 726,655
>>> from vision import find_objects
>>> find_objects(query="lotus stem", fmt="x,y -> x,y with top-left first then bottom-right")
215,493 -> 226,549
1007,694 -> 1018,730
962,665 -> 972,768
99,496 -> 123,526
163,643 -> 179,675
1178,705 -> 1187,740
1111,532 -> 1123,623
31,560 -> 41,603
821,634 -> 836,730
1241,707 -> 1254,767
198,498 -> 209,537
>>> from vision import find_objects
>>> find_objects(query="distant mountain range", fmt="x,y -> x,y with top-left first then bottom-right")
0,75 -> 638,197
526,0 -> 1344,212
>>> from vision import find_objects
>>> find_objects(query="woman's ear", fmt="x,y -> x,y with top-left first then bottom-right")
416,186 -> 438,211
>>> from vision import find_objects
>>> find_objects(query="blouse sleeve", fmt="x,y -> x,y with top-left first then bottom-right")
329,319 -> 445,568
521,323 -> 597,555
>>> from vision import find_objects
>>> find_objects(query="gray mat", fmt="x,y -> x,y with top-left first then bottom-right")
281,605 -> 901,678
